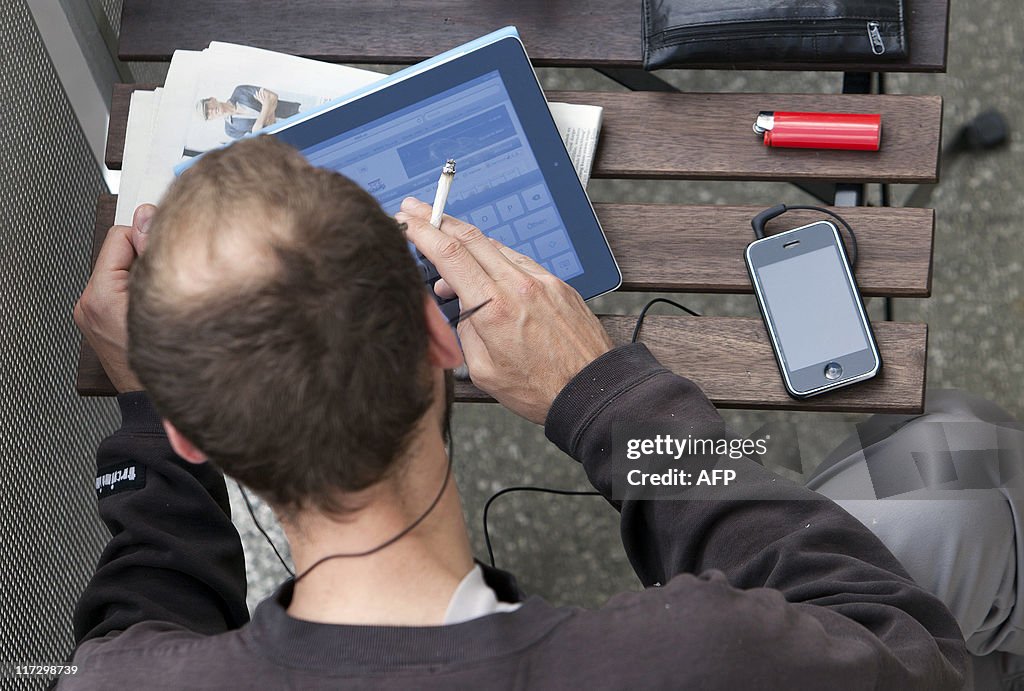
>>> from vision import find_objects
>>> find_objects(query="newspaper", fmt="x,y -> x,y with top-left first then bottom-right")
116,43 -> 603,224
125,45 -> 384,224
114,88 -> 160,225
548,102 -> 603,188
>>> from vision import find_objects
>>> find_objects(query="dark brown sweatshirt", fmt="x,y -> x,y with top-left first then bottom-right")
65,345 -> 967,689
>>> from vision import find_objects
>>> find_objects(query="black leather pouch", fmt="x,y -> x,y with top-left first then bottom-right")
643,0 -> 908,69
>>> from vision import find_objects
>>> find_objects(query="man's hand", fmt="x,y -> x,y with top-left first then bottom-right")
255,87 -> 278,107
254,88 -> 279,129
74,205 -> 155,393
396,197 -> 613,424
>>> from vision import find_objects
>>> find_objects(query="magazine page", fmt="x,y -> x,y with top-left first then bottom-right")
117,44 -> 603,218
114,88 -> 160,226
134,46 -> 385,210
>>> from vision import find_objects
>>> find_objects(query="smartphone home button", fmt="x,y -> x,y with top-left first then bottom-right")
824,362 -> 843,380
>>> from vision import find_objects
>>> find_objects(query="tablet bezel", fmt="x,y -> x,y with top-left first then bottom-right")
270,34 -> 621,303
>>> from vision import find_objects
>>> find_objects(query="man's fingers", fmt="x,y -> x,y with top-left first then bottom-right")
453,318 -> 493,378
400,214 -> 495,301
492,240 -> 548,276
94,224 -> 138,275
397,197 -> 433,222
399,197 -> 519,280
433,278 -> 456,300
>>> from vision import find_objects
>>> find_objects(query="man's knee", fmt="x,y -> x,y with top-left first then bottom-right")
837,496 -> 1017,656
811,389 -> 1024,656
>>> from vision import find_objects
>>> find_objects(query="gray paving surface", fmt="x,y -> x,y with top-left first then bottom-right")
123,4 -> 1024,610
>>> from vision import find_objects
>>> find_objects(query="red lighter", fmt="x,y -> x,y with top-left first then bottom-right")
753,111 -> 882,151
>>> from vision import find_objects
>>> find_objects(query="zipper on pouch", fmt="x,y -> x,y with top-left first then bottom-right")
656,17 -> 879,46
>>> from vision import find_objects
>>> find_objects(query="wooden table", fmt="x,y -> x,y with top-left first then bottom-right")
78,1 -> 950,414
118,0 -> 949,72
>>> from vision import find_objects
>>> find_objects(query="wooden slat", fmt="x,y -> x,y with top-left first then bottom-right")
78,198 -> 120,397
456,316 -> 927,414
105,82 -> 147,174
574,92 -> 941,183
91,193 -> 934,297
603,204 -> 934,298
119,0 -> 948,72
79,311 -> 926,414
79,195 -> 927,412
106,84 -> 942,184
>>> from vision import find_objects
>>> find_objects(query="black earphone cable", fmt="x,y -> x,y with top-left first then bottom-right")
482,486 -> 601,568
481,205 -> 863,571
631,297 -> 701,344
242,297 -> 701,578
750,203 -> 859,268
482,297 -> 700,569
238,483 -> 295,578
240,428 -> 454,585
241,297 -> 708,577
242,204 -> 861,579
292,450 -> 453,584
238,302 -> 494,583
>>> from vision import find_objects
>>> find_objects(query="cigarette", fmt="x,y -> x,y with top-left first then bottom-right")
430,159 -> 456,228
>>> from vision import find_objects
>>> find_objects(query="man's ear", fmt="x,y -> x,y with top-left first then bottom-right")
423,295 -> 464,370
163,420 -> 208,464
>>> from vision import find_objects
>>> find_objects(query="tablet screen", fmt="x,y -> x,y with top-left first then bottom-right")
299,70 -> 583,281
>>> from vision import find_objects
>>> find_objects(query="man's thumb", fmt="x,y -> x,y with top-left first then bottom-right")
131,204 -> 157,254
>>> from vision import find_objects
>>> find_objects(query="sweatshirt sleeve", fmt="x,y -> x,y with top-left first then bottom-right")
545,344 -> 967,688
72,392 -> 249,644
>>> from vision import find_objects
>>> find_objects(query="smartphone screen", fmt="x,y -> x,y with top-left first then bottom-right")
756,244 -> 869,370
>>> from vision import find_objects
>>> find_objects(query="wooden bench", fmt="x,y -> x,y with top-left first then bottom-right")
118,0 -> 950,72
77,1 -> 949,413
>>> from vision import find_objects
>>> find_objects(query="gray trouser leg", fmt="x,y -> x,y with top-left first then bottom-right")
805,390 -> 1024,688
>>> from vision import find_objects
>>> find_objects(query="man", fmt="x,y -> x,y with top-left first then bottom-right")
197,85 -> 300,139
67,136 -> 967,688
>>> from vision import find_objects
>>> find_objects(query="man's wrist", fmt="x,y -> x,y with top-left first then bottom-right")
111,374 -> 144,394
544,344 -> 667,457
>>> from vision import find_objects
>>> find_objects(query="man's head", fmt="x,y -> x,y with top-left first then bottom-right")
128,136 -> 459,516
197,97 -> 231,120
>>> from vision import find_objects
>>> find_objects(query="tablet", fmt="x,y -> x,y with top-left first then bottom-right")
267,27 -> 621,304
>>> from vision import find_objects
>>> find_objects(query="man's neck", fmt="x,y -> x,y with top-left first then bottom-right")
283,433 -> 474,627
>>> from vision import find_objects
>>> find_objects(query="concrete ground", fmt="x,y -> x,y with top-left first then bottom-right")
125,2 -> 1023,610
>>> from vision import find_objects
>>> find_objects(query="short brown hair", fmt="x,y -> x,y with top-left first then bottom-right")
198,97 -> 216,120
128,136 -> 433,514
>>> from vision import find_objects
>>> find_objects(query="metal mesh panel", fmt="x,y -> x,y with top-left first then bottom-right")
1,1 -> 121,688
126,59 -> 170,85
98,0 -> 120,36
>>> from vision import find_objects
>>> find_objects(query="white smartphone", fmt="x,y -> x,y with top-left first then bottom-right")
745,220 -> 881,398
